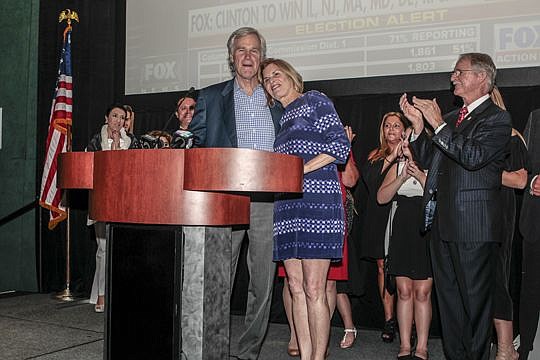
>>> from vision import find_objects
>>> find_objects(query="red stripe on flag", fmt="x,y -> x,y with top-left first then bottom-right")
39,30 -> 73,229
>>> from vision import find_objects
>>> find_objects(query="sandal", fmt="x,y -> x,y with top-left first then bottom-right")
340,328 -> 357,349
94,304 -> 105,313
381,318 -> 396,343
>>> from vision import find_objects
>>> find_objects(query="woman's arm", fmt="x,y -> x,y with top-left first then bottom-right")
341,156 -> 360,188
304,153 -> 336,174
341,126 -> 360,187
377,162 -> 409,204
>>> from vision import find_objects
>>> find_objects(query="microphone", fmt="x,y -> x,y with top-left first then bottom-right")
161,87 -> 196,132
170,129 -> 194,149
139,134 -> 163,149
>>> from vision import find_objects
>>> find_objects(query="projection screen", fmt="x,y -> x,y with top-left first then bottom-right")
126,0 -> 540,95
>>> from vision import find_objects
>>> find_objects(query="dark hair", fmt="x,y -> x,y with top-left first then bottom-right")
177,92 -> 198,107
105,103 -> 127,117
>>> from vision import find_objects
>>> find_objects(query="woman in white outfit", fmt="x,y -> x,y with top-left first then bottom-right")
86,104 -> 139,312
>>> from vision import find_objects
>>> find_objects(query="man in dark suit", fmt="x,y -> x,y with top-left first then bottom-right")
400,53 -> 512,360
189,27 -> 282,360
518,109 -> 540,360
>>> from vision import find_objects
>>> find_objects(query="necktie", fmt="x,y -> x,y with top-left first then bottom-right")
455,107 -> 468,127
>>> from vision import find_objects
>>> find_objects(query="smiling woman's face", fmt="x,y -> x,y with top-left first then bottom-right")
106,107 -> 126,132
262,63 -> 295,104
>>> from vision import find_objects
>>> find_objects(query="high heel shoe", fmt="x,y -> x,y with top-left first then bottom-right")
381,318 -> 396,343
340,327 -> 357,349
94,304 -> 105,313
397,347 -> 412,359
412,348 -> 429,360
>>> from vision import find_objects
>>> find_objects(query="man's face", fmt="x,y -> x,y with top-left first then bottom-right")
232,34 -> 262,82
176,97 -> 196,129
451,58 -> 486,104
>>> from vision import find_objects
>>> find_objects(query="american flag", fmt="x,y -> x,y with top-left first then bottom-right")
39,27 -> 73,230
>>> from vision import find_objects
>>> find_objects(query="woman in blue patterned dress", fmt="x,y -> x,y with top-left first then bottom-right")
260,58 -> 350,360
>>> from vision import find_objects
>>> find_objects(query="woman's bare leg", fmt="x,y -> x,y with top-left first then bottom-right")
303,259 -> 331,360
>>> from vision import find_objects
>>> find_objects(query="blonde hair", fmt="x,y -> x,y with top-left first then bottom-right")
259,58 -> 303,106
490,85 -> 506,110
368,112 -> 408,163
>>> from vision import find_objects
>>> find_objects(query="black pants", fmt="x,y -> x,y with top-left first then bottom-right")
430,221 -> 497,360
519,238 -> 540,356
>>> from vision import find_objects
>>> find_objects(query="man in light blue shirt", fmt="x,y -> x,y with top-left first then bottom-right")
190,27 -> 282,360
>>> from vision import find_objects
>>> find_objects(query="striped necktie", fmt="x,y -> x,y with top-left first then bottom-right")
455,107 -> 469,127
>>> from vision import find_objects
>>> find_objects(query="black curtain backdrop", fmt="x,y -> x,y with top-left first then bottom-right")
36,1 -> 540,332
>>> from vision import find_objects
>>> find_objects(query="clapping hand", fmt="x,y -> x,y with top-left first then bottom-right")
399,93 -> 423,134
411,97 -> 444,130
398,159 -> 412,183
388,138 -> 404,163
111,129 -> 120,150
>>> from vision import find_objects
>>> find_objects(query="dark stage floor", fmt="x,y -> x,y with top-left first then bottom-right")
0,293 -> 507,359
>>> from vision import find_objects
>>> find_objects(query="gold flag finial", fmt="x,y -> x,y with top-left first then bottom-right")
58,9 -> 79,25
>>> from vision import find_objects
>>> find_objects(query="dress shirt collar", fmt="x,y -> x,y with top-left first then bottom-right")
465,94 -> 490,114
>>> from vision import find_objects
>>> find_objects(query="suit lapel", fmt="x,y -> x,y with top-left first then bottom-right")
454,98 -> 494,135
221,79 -> 238,147
445,108 -> 461,128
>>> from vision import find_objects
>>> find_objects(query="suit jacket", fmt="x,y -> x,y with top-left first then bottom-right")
411,98 -> 512,243
519,109 -> 540,242
189,79 -> 282,147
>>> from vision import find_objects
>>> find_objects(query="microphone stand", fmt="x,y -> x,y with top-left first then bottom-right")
161,100 -> 182,133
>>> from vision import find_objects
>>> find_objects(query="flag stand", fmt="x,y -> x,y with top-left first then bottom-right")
53,9 -> 79,303
55,208 -> 76,301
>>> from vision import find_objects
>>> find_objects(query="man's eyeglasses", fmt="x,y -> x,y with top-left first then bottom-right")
451,69 -> 476,77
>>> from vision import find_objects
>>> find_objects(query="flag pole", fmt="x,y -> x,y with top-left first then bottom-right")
56,208 -> 75,301
55,9 -> 78,302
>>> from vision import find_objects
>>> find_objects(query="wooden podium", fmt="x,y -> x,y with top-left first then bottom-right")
57,148 -> 302,360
